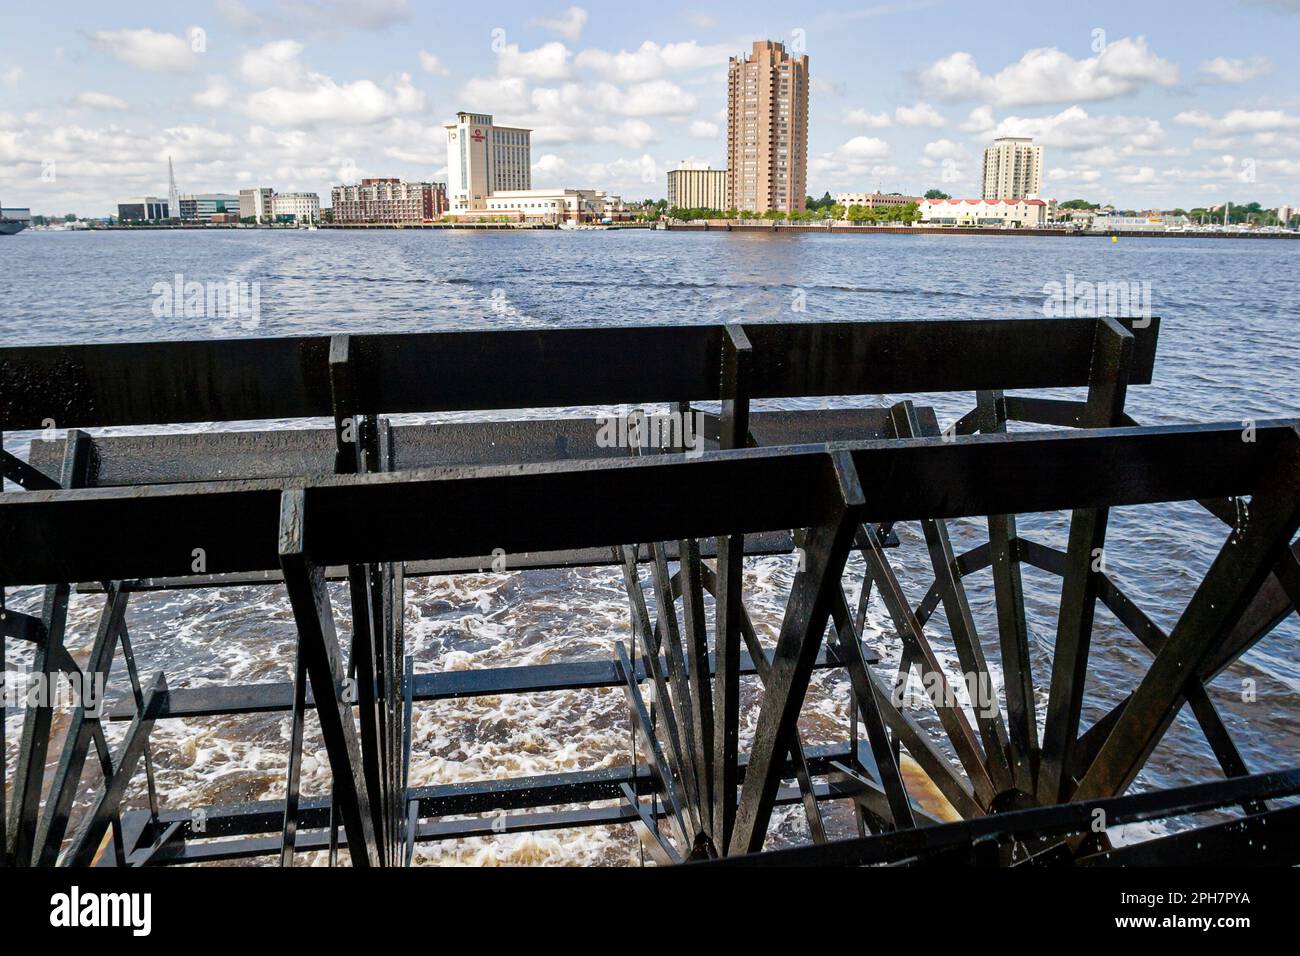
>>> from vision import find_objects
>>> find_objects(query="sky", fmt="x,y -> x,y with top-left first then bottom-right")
3,0 -> 1299,216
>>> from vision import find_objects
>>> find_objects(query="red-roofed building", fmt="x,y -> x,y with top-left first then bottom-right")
918,197 -> 1056,228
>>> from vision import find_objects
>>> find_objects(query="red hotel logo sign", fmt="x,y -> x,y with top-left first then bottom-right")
471,129 -> 485,142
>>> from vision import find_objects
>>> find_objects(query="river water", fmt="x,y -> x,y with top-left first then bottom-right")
2,229 -> 1298,864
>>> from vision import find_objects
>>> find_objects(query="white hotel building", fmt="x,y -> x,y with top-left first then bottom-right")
445,111 -> 532,213
271,192 -> 321,223
444,109 -> 627,223
482,189 -> 626,224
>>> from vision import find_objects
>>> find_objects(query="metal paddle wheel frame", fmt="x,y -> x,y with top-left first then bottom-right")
1,317 -> 1297,866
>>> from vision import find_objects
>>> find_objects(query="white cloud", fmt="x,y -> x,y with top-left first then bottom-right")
992,105 -> 1166,150
418,51 -> 450,76
1048,166 -> 1102,185
461,75 -> 529,113
959,105 -> 995,134
215,0 -> 271,32
92,29 -> 197,73
246,72 -> 423,127
894,101 -> 944,128
492,79 -> 696,146
193,77 -> 234,109
531,153 -> 571,184
232,39 -> 424,127
74,91 -> 129,111
1199,56 -> 1272,84
582,153 -> 659,190
240,40 -> 306,87
845,109 -> 891,128
497,42 -> 571,80
1,67 -> 22,89
685,12 -> 718,27
218,0 -> 412,36
688,120 -> 718,138
592,119 -> 656,149
586,80 -> 696,117
574,40 -> 732,83
1174,108 -> 1300,133
533,6 -> 588,41
920,37 -> 1177,106
921,139 -> 962,161
832,136 -> 890,161
1117,166 -> 1158,185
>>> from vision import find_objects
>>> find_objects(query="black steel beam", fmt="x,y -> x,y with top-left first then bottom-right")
0,318 -> 1159,431
105,640 -> 878,720
729,452 -> 864,854
707,767 -> 1300,867
277,489 -> 381,866
1038,318 -> 1134,803
5,421 -> 1298,588
33,584 -> 130,865
24,410 -> 899,489
129,742 -> 860,847
1073,441 -> 1300,801
63,674 -> 166,867
8,430 -> 90,866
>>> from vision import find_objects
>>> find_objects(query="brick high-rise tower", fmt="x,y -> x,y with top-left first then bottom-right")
727,40 -> 809,214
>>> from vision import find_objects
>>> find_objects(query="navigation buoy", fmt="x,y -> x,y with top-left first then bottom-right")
1111,235 -> 1118,243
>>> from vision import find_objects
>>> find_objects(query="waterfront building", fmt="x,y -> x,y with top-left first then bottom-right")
834,191 -> 922,211
330,179 -> 446,223
239,187 -> 274,221
981,137 -> 1043,201
271,191 -> 321,223
1089,214 -> 1175,232
726,40 -> 809,214
919,197 -> 1051,228
1279,204 -> 1294,225
469,188 -> 627,224
667,164 -> 728,211
179,193 -> 240,223
444,111 -> 532,213
117,197 -> 170,222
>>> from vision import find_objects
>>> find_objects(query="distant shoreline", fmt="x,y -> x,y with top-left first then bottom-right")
660,223 -> 1300,240
27,222 -> 1300,239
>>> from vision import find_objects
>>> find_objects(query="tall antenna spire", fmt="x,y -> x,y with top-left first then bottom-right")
168,155 -> 179,219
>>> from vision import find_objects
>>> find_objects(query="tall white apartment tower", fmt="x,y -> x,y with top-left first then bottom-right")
981,136 -> 1043,200
444,111 -> 532,213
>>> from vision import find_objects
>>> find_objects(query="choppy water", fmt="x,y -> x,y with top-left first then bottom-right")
2,229 -> 1298,864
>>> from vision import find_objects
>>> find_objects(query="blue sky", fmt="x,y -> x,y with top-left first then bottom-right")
3,0 -> 1299,215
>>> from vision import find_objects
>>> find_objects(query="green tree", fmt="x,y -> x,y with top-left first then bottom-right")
924,189 -> 951,200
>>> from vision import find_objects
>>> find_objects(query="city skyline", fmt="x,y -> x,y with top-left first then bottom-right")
3,0 -> 1299,216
